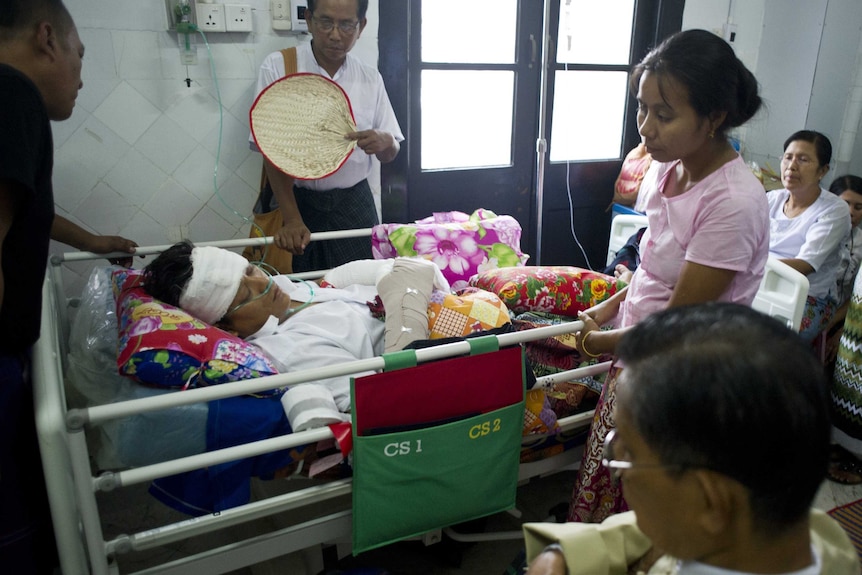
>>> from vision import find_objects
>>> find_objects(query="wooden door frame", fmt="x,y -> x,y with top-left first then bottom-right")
379,0 -> 685,266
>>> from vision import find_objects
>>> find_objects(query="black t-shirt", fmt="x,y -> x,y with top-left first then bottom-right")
0,64 -> 55,352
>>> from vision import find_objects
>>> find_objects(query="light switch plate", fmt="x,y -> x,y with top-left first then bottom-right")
271,0 -> 291,30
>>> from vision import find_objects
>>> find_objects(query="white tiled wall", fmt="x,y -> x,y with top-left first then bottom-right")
54,0 -> 380,298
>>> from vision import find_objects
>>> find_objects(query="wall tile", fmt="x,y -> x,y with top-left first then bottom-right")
113,31 -> 164,81
188,205 -> 237,242
206,172 -> 257,226
237,150 -> 263,190
52,108 -> 89,149
74,182 -> 139,235
54,116 -> 130,213
136,115 -> 198,175
201,109 -> 253,172
118,211 -> 172,249
104,149 -> 168,207
79,28 -> 117,81
59,116 -> 130,179
173,146 -> 227,201
93,82 -> 162,145
165,85 -> 221,143
75,78 -> 121,115
143,178 -> 205,227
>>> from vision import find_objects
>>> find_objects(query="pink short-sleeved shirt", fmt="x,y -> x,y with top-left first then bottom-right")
620,155 -> 769,328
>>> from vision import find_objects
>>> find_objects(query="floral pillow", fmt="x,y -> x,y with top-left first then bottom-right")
372,209 -> 529,291
468,266 -> 624,317
112,270 -> 280,395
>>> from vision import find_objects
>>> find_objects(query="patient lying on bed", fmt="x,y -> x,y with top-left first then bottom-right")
142,240 -> 448,431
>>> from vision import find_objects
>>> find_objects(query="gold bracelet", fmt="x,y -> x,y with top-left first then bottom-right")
581,331 -> 601,358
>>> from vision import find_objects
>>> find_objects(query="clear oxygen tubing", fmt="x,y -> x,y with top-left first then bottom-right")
280,279 -> 316,320
193,27 -> 290,274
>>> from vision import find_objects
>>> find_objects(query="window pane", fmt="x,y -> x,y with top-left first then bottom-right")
557,0 -> 635,65
421,70 -> 514,170
422,0 -> 517,64
549,70 -> 628,161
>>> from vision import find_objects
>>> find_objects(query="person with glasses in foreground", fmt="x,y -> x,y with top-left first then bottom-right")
523,302 -> 859,575
249,0 -> 403,273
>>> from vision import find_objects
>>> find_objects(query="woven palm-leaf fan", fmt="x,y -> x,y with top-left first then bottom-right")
250,72 -> 357,180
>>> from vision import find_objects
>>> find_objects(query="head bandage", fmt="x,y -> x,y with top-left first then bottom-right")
179,247 -> 248,324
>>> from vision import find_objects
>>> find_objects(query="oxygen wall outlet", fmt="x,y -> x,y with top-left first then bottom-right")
177,30 -> 198,65
225,4 -> 253,32
196,2 -> 227,32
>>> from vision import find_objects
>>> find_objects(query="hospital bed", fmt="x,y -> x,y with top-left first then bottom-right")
34,219 -> 808,574
33,230 -> 605,575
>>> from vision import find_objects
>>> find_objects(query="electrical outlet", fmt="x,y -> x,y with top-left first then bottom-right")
225,4 -> 253,32
196,2 -> 227,33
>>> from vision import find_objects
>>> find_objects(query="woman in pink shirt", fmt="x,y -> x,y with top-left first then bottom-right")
567,29 -> 770,523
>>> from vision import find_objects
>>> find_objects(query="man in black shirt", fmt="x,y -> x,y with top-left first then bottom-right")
0,1 -> 134,571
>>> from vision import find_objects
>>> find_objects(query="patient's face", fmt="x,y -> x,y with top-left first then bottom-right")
636,71 -> 712,165
220,265 -> 292,338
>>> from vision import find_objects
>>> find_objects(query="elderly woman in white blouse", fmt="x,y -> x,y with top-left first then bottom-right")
767,130 -> 851,342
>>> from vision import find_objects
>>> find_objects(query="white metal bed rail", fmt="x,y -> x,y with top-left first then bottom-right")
67,321 -> 590,430
35,234 -> 609,574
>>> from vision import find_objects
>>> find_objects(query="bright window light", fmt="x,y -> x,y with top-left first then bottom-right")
421,70 -> 514,170
550,70 -> 629,161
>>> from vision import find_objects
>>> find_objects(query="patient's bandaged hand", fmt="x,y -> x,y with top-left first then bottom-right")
324,257 -> 450,293
377,259 -> 437,352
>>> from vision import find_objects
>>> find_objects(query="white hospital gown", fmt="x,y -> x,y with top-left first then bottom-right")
246,277 -> 385,414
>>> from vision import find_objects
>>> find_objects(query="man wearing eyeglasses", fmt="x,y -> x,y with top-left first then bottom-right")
249,0 -> 403,273
523,303 -> 859,575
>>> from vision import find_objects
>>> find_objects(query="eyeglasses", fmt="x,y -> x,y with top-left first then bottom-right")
781,154 -> 814,166
312,17 -> 360,35
601,428 -> 686,479
224,266 -> 274,318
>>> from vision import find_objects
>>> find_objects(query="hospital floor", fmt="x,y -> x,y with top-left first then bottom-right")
98,469 -> 858,575
98,467 -> 576,575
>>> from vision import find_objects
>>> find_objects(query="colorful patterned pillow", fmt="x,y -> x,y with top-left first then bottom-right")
427,287 -> 511,339
112,270 -> 280,395
372,209 -> 529,291
468,266 -> 624,317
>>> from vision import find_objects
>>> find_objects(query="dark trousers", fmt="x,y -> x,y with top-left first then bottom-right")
291,180 -> 379,273
0,351 -> 58,574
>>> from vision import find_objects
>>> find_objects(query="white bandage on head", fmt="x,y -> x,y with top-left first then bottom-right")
178,246 -> 249,324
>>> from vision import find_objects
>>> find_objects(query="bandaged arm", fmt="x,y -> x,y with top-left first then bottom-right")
324,257 -> 450,292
